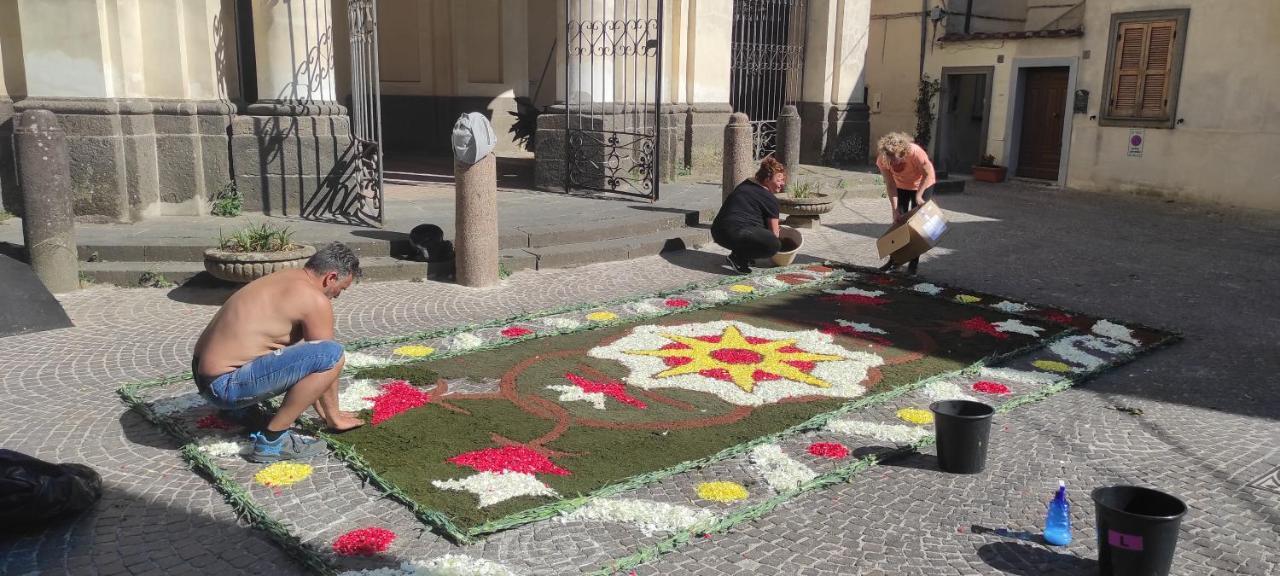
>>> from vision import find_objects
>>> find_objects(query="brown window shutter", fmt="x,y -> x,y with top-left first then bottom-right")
1109,22 -> 1148,118
1139,21 -> 1177,118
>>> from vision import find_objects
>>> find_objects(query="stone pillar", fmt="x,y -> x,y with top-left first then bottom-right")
776,105 -> 802,170
722,112 -> 754,200
455,154 -> 499,288
15,110 -> 78,293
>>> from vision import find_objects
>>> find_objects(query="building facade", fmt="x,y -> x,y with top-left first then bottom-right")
865,0 -> 1280,212
0,0 -> 876,222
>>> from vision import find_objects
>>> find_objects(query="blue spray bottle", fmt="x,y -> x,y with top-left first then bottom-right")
1043,480 -> 1072,546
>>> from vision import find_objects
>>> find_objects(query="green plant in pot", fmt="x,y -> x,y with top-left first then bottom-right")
972,154 -> 1008,183
203,222 -> 316,283
777,179 -> 833,229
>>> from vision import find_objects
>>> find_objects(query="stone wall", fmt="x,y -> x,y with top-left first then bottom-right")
0,98 -> 18,215
800,101 -> 871,166
230,101 -> 353,217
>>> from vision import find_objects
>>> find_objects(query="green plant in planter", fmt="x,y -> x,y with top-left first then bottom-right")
978,154 -> 998,167
786,180 -> 821,199
507,97 -> 541,152
210,182 -> 243,217
218,223 -> 296,253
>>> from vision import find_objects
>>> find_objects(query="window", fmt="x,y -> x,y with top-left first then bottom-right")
1100,9 -> 1189,128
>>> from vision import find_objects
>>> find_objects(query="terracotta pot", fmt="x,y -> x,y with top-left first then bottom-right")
972,165 -> 1007,183
777,192 -> 833,216
203,244 -> 316,283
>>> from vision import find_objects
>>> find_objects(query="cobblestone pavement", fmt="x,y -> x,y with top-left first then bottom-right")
2,177 -> 1278,575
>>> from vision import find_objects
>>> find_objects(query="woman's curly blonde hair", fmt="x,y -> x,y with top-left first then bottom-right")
877,132 -> 914,159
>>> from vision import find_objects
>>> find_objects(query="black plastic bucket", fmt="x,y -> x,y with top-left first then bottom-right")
1092,486 -> 1187,576
929,400 -> 995,474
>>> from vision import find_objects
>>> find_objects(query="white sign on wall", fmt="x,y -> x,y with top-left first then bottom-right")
1127,128 -> 1145,157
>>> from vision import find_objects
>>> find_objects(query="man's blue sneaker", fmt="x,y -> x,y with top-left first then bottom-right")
247,430 -> 327,463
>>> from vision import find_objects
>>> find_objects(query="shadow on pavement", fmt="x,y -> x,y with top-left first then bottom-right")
976,541 -> 1098,575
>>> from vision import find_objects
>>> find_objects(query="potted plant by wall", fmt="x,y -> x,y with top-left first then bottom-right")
777,180 -> 834,228
204,223 -> 315,283
972,154 -> 1007,183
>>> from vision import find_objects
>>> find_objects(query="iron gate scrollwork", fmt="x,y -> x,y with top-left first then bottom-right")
565,0 -> 664,201
347,0 -> 385,225
731,0 -> 807,160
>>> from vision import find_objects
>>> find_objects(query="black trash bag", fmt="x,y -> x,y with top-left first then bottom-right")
0,449 -> 103,524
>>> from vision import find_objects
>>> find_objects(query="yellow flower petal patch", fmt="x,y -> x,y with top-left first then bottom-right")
729,284 -> 755,293
393,345 -> 435,357
254,462 -> 313,488
895,407 -> 934,425
1033,360 -> 1073,373
696,481 -> 749,503
586,311 -> 618,322
955,294 -> 982,304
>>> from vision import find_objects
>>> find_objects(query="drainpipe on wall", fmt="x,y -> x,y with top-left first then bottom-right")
919,0 -> 928,80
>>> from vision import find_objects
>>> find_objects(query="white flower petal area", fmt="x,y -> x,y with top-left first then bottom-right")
558,498 -> 715,536
431,471 -> 558,508
194,436 -> 251,458
625,301 -> 664,316
992,319 -> 1045,337
542,317 -> 582,331
546,384 -> 608,410
975,366 -> 1060,387
826,419 -> 930,445
151,392 -> 208,416
834,319 -> 887,334
990,300 -> 1034,314
823,286 -> 886,299
338,379 -> 382,412
758,276 -> 790,289
921,381 -> 978,403
589,320 -> 884,407
338,555 -> 520,576
697,290 -> 730,303
1091,319 -> 1142,345
1048,335 -> 1136,372
344,351 -> 391,369
912,282 -> 944,295
448,332 -> 485,351
750,444 -> 818,492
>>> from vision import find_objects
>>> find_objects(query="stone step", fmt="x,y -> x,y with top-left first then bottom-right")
77,226 -> 713,286
71,210 -> 706,263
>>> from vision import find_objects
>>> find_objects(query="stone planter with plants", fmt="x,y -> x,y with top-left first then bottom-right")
204,223 -> 314,283
777,180 -> 833,228
972,154 -> 1008,183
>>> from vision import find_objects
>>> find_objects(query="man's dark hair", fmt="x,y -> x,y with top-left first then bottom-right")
305,242 -> 362,279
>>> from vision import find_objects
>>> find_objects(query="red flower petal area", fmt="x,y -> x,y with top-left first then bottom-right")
332,527 -> 396,557
658,337 -> 816,383
501,326 -> 534,338
972,381 -> 1012,395
1039,310 -> 1076,325
664,298 -> 691,308
195,414 -> 235,430
565,373 -> 648,409
866,275 -> 897,287
370,381 -> 431,425
808,442 -> 850,459
448,445 -> 571,476
819,323 -> 893,347
960,317 -> 1009,339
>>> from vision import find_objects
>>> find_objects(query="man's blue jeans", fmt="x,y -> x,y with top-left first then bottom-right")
192,340 -> 344,410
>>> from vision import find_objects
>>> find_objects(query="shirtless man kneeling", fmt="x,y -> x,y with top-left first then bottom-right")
192,242 -> 365,463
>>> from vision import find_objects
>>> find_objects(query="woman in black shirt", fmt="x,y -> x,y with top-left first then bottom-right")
711,156 -> 785,273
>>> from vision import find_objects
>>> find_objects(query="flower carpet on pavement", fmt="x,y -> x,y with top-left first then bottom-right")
119,264 -> 1177,575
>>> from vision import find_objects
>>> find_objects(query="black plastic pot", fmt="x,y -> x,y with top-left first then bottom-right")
929,400 -> 995,474
1092,486 -> 1187,576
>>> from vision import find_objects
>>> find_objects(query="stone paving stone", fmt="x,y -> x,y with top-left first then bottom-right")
2,179 -> 1279,575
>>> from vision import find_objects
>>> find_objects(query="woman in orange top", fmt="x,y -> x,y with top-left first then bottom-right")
875,132 -> 937,275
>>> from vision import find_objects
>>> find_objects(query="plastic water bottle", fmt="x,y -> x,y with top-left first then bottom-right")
1043,480 -> 1072,546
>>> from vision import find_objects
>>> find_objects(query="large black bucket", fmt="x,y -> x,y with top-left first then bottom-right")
1092,486 -> 1187,576
929,400 -> 995,474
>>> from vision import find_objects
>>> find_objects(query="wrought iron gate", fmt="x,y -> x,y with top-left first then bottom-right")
347,0 -> 385,225
564,0 -> 664,201
731,0 -> 807,160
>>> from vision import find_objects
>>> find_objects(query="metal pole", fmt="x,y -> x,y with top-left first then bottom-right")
652,0 -> 663,201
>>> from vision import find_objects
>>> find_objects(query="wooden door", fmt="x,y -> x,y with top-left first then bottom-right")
1016,67 -> 1069,180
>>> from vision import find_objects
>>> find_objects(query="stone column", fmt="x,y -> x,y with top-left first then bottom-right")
455,154 -> 499,288
722,112 -> 754,199
776,105 -> 802,170
15,110 -> 78,293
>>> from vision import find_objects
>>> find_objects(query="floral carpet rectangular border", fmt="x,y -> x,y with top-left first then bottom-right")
117,265 -> 1178,576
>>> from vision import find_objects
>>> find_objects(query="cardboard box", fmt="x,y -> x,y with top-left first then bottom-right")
876,200 -> 948,264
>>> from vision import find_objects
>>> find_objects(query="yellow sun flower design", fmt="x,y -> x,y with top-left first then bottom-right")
697,481 -> 749,503
955,294 -> 982,304
729,284 -> 755,293
254,462 -> 313,488
586,311 -> 618,322
623,324 -> 846,393
393,345 -> 435,357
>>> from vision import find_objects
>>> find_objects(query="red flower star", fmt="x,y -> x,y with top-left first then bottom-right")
808,442 -> 850,459
448,445 -> 571,476
565,373 -> 647,409
332,527 -> 396,556
369,381 -> 430,425
501,326 -> 534,338
957,317 -> 1009,339
972,381 -> 1011,395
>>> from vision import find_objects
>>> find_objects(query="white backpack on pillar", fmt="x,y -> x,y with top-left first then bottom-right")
451,112 -> 497,165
